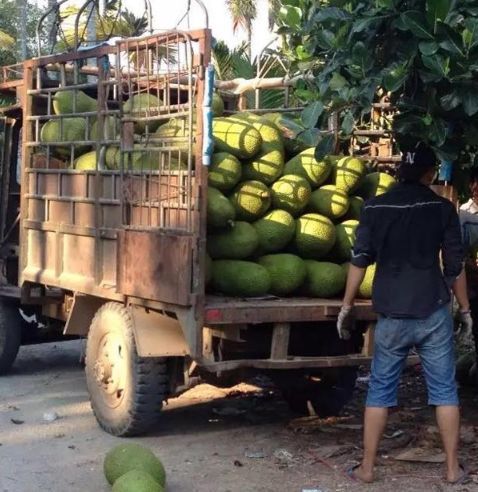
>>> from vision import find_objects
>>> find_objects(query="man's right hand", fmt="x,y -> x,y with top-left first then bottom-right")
337,305 -> 355,340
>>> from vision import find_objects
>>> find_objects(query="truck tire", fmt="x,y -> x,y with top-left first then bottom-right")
0,301 -> 21,375
85,302 -> 169,436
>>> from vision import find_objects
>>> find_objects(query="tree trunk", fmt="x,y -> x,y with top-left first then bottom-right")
246,22 -> 252,61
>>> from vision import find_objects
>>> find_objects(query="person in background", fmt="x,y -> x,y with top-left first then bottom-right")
459,168 -> 478,385
337,143 -> 472,485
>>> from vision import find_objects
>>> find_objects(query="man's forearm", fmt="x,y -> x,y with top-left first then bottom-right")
343,264 -> 367,306
452,270 -> 470,311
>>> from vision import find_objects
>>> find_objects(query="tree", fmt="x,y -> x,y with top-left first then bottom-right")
276,0 -> 478,166
226,0 -> 257,60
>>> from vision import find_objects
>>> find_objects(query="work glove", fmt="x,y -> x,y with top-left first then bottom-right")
454,310 -> 473,341
337,305 -> 355,340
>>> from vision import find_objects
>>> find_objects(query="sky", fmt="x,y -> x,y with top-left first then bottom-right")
35,0 -> 275,57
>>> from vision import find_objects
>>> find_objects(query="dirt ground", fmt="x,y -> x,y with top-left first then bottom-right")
1,341 -> 478,492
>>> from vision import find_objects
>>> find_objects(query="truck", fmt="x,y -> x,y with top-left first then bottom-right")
0,0 -> 388,437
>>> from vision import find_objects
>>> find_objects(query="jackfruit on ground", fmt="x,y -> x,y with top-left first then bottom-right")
258,254 -> 306,295
303,261 -> 347,298
112,469 -> 164,492
271,174 -> 311,216
335,156 -> 366,193
356,172 -> 396,199
344,196 -> 364,220
207,221 -> 259,259
207,187 -> 236,228
53,89 -> 97,115
212,92 -> 225,117
334,220 -> 359,262
211,260 -> 271,297
212,117 -> 262,159
124,93 -> 163,133
40,117 -> 89,158
252,209 -> 295,254
229,180 -> 271,221
295,213 -> 336,258
103,443 -> 166,486
283,148 -> 331,188
358,263 -> 376,298
309,185 -> 350,220
242,118 -> 285,184
91,115 -> 118,141
208,152 -> 242,191
73,150 -> 98,171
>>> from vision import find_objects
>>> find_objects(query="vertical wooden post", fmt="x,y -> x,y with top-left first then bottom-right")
270,322 -> 290,360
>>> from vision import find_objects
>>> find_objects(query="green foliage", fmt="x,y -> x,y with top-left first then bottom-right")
276,0 -> 478,163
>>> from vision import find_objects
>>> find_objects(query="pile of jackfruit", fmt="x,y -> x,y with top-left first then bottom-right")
206,109 -> 396,299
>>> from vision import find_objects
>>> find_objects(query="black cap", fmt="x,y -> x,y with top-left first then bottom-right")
400,142 -> 437,168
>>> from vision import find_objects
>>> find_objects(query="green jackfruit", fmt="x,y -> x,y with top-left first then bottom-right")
309,185 -> 350,220
212,117 -> 262,159
112,469 -> 164,492
334,220 -> 359,262
357,172 -> 396,199
207,187 -> 236,228
124,93 -> 163,133
91,115 -> 118,141
258,254 -> 306,295
73,150 -> 98,171
155,118 -> 196,163
283,148 -> 331,188
295,213 -> 336,258
207,221 -> 259,259
253,209 -> 295,253
344,196 -> 364,220
103,443 -> 166,487
212,92 -> 224,117
335,156 -> 366,193
358,263 -> 376,298
240,117 -> 285,184
211,260 -> 271,296
230,180 -> 271,221
53,89 -> 97,115
303,261 -> 347,298
113,145 -> 161,170
40,117 -> 88,158
208,152 -> 242,191
271,174 -> 311,216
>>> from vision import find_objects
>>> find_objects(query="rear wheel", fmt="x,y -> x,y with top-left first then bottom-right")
85,302 -> 169,436
0,300 -> 22,374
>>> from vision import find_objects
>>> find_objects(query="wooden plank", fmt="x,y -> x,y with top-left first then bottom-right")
270,323 -> 290,360
361,322 -> 376,357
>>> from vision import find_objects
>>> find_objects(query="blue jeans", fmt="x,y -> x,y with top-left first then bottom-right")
366,305 -> 459,407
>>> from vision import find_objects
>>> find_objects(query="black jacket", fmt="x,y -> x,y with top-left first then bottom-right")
351,182 -> 464,318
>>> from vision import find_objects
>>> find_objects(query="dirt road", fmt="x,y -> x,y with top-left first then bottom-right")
1,341 -> 477,492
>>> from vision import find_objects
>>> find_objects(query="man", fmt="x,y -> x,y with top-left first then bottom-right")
337,143 -> 472,484
459,168 -> 478,384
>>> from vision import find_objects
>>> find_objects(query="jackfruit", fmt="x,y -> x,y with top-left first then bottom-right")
283,148 -> 331,188
112,469 -> 164,492
211,260 -> 271,297
335,156 -> 366,193
207,187 -> 236,228
344,196 -> 364,220
114,145 -> 161,170
73,150 -> 98,171
334,220 -> 359,262
207,221 -> 259,259
295,213 -> 336,258
230,180 -> 271,221
124,93 -> 163,133
212,92 -> 224,117
357,172 -> 396,199
91,115 -> 118,141
155,118 -> 196,162
205,254 -> 213,286
53,89 -> 97,115
309,185 -> 350,220
253,209 -> 295,253
271,175 -> 311,216
212,117 -> 262,159
105,146 -> 119,169
103,443 -> 166,486
40,117 -> 88,158
303,261 -> 347,298
208,152 -> 242,191
358,263 -> 376,298
240,117 -> 285,184
258,254 -> 306,295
